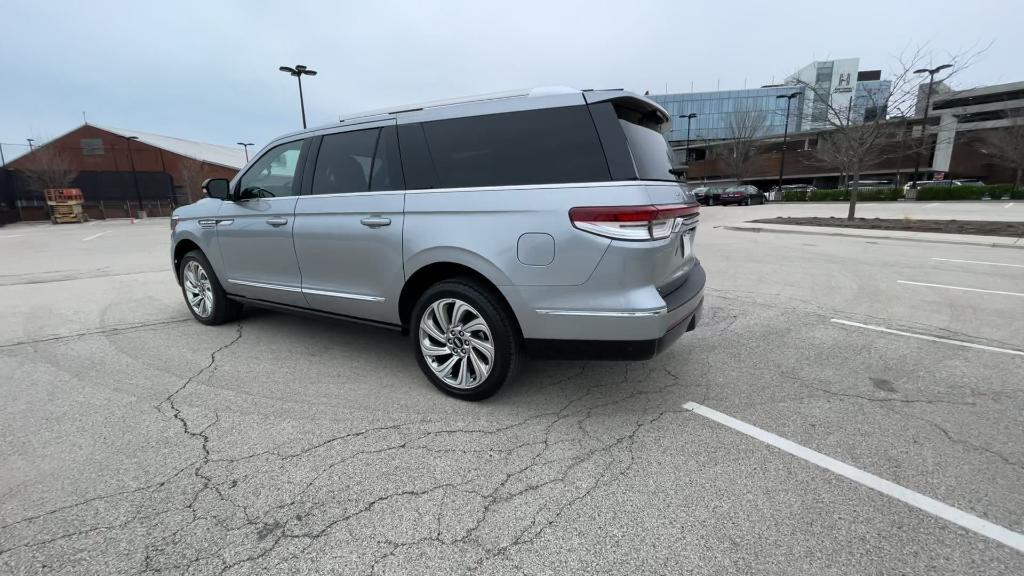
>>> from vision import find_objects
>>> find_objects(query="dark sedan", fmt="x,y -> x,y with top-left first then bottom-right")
718,185 -> 766,206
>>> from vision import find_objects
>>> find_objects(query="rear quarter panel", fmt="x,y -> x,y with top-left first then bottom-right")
403,182 -> 659,287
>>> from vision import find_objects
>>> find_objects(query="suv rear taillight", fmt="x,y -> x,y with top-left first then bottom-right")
569,204 -> 699,241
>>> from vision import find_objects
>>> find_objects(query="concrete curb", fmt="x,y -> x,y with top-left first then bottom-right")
723,224 -> 1024,250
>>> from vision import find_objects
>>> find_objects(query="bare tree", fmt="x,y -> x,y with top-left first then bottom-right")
715,109 -> 768,184
176,157 -> 206,204
20,142 -> 78,194
977,115 -> 1024,191
791,44 -> 987,219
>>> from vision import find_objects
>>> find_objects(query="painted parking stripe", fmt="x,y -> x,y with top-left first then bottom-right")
82,231 -> 110,242
682,401 -> 1024,553
830,319 -> 1024,357
924,203 -> 940,208
897,280 -> 1024,298
1005,203 -> 1014,208
931,257 -> 1024,269
1,235 -> 25,239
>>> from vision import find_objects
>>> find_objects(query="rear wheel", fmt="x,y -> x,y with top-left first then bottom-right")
411,279 -> 520,400
179,250 -> 241,325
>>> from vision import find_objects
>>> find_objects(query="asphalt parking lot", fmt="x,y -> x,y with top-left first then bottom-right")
1,202 -> 1022,575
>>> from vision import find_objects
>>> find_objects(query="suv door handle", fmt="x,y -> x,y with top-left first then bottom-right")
360,216 -> 391,228
266,217 -> 288,227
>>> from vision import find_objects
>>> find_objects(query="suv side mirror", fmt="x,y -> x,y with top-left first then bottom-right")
202,178 -> 230,200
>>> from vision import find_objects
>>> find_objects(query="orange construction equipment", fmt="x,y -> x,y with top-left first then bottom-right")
44,188 -> 88,224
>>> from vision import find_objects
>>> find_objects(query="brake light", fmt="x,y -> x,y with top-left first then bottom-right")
170,215 -> 180,231
569,204 -> 699,241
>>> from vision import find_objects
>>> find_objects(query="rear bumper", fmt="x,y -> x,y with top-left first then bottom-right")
521,262 -> 706,361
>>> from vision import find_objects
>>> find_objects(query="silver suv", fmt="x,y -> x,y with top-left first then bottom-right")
170,87 -> 705,399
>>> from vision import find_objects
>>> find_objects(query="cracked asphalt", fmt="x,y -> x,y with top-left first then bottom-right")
1,204 -> 1022,575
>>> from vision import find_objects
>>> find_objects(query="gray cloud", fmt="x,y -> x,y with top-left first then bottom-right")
0,0 -> 1017,160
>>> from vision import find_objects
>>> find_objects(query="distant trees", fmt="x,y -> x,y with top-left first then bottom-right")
176,157 -> 206,203
20,141 -> 78,194
791,44 -> 986,219
978,115 -> 1024,191
716,109 -> 768,184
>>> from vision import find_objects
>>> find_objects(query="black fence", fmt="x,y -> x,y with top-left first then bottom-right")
0,170 -> 17,225
1,169 -> 182,222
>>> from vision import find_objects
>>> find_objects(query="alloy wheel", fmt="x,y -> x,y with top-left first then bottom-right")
419,298 -> 494,389
183,260 -> 214,318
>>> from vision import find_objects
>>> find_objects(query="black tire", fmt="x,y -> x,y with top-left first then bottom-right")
179,249 -> 242,325
410,278 -> 521,401
742,198 -> 751,206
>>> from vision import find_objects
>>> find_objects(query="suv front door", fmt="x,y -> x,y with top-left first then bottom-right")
217,138 -> 308,307
292,123 -> 406,324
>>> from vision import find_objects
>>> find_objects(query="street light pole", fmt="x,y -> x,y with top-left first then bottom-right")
278,65 -> 318,129
910,64 -> 953,189
237,142 -> 254,162
26,138 -> 35,151
679,113 -> 697,163
123,136 -> 143,218
775,91 -> 801,197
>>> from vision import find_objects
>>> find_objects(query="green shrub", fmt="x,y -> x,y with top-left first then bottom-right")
783,188 -> 902,202
914,184 -> 1013,200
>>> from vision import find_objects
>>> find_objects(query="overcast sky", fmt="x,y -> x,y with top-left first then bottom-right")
1,0 -> 1019,162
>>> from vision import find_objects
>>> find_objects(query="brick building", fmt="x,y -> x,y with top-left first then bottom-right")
1,124 -> 246,222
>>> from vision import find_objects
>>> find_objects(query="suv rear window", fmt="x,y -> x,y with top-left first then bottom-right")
616,117 -> 675,181
419,106 -> 611,189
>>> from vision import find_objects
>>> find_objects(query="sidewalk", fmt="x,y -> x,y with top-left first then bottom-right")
724,222 -> 1024,249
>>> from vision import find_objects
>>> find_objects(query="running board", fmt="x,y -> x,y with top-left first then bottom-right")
225,294 -> 403,332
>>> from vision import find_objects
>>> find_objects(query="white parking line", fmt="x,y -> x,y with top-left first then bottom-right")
924,203 -> 940,208
1006,203 -> 1014,208
0,234 -> 25,239
830,319 -> 1024,357
682,401 -> 1024,553
931,257 -> 1024,269
897,280 -> 1024,297
82,231 -> 110,242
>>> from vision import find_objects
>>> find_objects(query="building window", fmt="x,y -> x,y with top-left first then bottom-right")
80,138 -> 104,155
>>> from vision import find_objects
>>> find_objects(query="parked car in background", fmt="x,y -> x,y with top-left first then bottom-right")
904,179 -> 985,193
718,185 -> 765,206
848,180 -> 894,190
691,186 -> 724,205
170,87 -> 705,400
777,184 -> 816,193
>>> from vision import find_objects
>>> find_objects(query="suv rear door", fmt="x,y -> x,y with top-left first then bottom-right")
291,121 -> 406,324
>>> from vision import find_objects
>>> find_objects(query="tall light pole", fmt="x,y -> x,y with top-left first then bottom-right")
775,91 -> 801,196
911,64 -> 952,188
678,113 -> 697,163
26,138 -> 35,151
237,142 -> 254,162
123,135 -> 143,217
279,64 -> 317,129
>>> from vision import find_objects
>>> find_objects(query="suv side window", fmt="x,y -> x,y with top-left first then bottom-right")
311,126 -> 405,195
311,129 -> 379,195
419,106 -> 610,189
238,140 -> 304,199
370,126 -> 405,192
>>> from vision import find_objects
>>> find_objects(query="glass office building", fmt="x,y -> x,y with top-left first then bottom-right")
651,58 -> 891,144
651,86 -> 804,143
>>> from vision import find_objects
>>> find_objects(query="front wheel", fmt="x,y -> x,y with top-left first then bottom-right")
411,279 -> 521,400
179,250 -> 241,325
